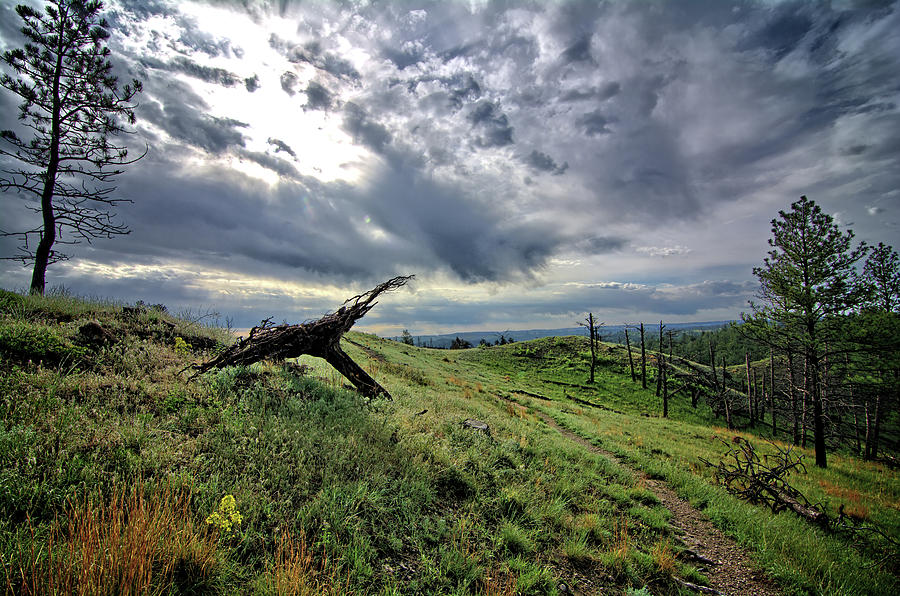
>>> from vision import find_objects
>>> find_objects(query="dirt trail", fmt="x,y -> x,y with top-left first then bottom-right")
537,413 -> 782,596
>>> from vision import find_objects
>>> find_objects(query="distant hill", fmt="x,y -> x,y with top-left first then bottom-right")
389,321 -> 734,348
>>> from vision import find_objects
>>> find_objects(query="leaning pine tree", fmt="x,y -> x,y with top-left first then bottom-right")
743,196 -> 865,468
0,0 -> 143,295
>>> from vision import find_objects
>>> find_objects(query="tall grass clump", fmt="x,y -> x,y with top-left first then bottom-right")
3,481 -> 221,595
254,531 -> 349,596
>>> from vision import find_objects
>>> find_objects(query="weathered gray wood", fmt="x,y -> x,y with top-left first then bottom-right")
191,276 -> 413,399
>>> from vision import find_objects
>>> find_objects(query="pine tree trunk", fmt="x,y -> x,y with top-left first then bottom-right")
655,321 -> 663,397
588,314 -> 596,384
788,349 -> 799,445
30,42 -> 66,296
760,369 -> 766,427
769,349 -> 777,437
802,355 -> 809,448
722,356 -> 732,429
871,393 -> 884,460
809,350 -> 827,468
864,399 -> 872,460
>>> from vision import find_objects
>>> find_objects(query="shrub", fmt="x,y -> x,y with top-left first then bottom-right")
0,321 -> 87,366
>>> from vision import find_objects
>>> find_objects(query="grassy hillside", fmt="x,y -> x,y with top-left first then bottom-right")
0,291 -> 897,594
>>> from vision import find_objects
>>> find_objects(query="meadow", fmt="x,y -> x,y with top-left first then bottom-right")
0,290 -> 897,594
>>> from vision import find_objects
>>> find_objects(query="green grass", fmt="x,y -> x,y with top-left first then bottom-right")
347,333 -> 899,595
1,290 -> 897,595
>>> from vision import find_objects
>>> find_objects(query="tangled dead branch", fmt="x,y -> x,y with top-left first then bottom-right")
700,437 -> 829,526
701,437 -> 900,567
190,275 -> 414,399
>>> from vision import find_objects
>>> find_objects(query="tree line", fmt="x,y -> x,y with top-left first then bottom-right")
740,196 -> 898,468
399,329 -> 515,349
611,197 -> 898,469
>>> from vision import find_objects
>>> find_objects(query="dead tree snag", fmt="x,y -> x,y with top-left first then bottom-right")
191,275 -> 414,399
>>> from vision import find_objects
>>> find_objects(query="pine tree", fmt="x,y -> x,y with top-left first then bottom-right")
1,0 -> 143,294
861,242 -> 900,313
743,196 -> 866,468
851,242 -> 900,459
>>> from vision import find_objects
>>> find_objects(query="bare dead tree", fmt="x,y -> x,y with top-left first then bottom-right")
723,356 -> 732,429
709,342 -> 719,394
655,320 -> 665,397
191,276 -> 414,399
640,322 -> 647,389
662,353 -> 669,418
579,313 -> 602,383
624,326 -> 636,382
788,348 -> 799,445
745,352 -> 754,426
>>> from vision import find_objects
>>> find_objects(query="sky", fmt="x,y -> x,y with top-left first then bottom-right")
1,0 -> 899,335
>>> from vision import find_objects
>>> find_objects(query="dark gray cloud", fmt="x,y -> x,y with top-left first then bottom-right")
280,71 -> 298,95
576,110 -> 614,136
561,33 -> 594,63
169,56 -> 240,86
267,138 -> 296,158
304,80 -> 332,111
468,100 -> 514,148
739,2 -> 816,61
573,237 -> 627,255
448,75 -> 482,110
525,150 -> 568,175
136,78 -> 247,153
244,74 -> 260,92
382,45 -> 425,70
561,82 -> 621,103
236,149 -> 298,179
342,103 -> 392,154
269,34 -> 361,81
360,165 -> 565,282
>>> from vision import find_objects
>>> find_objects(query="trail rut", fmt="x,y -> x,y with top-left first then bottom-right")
538,413 -> 782,596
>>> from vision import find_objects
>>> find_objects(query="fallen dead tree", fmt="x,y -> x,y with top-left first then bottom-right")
190,275 -> 413,399
700,437 -> 828,527
700,437 -> 900,566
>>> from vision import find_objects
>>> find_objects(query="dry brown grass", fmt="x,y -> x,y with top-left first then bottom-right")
481,567 -> 517,596
819,480 -> 870,520
5,481 -> 218,596
504,401 -> 533,421
611,517 -> 629,562
651,538 -> 676,576
258,531 -> 349,596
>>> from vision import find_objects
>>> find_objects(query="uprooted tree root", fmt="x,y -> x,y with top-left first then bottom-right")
190,275 -> 414,399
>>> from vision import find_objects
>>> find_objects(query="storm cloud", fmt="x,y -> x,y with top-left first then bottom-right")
1,0 -> 899,332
